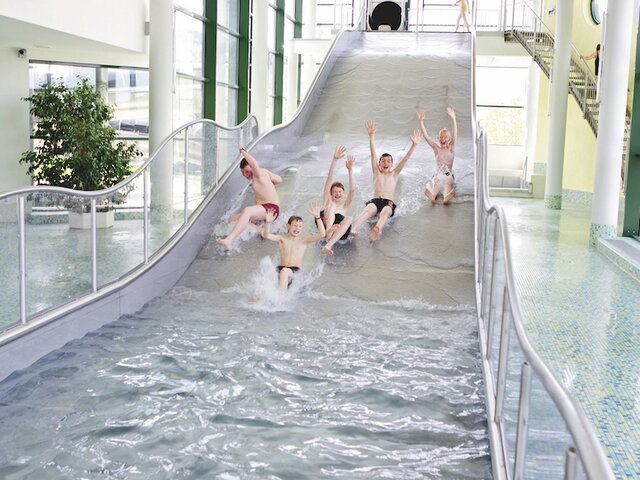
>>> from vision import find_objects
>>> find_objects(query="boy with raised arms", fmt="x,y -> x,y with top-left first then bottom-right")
351,120 -> 421,241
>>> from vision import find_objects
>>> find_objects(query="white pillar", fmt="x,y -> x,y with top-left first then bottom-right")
251,1 -> 270,129
590,2 -> 635,244
0,47 -> 31,194
543,0 -> 573,209
149,0 -> 174,221
285,41 -> 299,121
525,61 -> 540,183
300,1 -> 317,100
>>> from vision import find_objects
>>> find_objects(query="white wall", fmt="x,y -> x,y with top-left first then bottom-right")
0,0 -> 147,54
0,48 -> 31,192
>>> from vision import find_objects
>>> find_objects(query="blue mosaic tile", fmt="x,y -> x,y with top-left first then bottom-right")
496,198 -> 640,480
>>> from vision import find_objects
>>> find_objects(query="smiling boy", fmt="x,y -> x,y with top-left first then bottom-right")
350,120 -> 420,241
262,202 -> 326,289
217,146 -> 282,250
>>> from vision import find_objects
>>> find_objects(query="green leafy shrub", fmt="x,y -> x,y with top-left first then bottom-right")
20,78 -> 142,197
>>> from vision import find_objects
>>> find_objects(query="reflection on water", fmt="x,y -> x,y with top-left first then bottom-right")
0,282 -> 490,479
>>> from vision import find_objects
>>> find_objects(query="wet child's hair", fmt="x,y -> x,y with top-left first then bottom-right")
379,153 -> 393,163
330,181 -> 345,192
239,158 -> 249,169
287,215 -> 303,225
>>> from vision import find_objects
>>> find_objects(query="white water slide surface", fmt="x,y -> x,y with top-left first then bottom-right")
0,32 -> 491,478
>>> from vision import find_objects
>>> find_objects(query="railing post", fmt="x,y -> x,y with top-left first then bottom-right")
143,169 -> 150,263
18,195 -> 27,324
91,198 -> 97,293
215,128 -> 221,185
564,447 -> 578,480
184,128 -> 189,224
511,0 -> 515,31
514,361 -> 532,480
494,286 -> 511,422
486,218 -> 499,356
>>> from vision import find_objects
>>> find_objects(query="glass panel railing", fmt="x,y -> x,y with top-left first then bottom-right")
0,197 -> 19,330
97,186 -> 145,286
0,116 -> 259,330
26,192 -> 93,316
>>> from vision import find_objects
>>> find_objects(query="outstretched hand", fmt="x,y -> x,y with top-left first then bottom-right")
265,208 -> 277,223
308,201 -> 321,218
345,154 -> 356,170
333,145 -> 346,161
410,129 -> 421,145
365,120 -> 376,136
416,110 -> 426,122
447,106 -> 456,118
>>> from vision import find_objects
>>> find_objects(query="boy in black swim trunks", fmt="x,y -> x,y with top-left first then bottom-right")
351,120 -> 420,241
262,202 -> 326,289
319,146 -> 356,255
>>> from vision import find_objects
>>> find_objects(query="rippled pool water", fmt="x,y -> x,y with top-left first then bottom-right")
0,31 -> 490,479
0,281 -> 490,479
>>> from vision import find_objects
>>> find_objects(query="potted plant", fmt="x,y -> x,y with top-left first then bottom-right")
20,77 -> 142,228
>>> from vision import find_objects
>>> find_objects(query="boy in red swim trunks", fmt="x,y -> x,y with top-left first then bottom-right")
262,203 -> 326,289
351,120 -> 420,241
217,145 -> 282,250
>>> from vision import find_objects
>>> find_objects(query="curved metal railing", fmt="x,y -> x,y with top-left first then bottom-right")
0,116 -> 259,334
475,129 -> 614,479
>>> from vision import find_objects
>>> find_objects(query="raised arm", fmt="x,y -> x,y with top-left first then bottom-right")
239,145 -> 265,181
365,120 -> 378,173
261,208 -> 282,242
305,201 -> 326,243
416,110 -> 439,153
393,130 -> 421,175
323,146 -> 346,204
344,154 -> 356,208
447,107 -> 458,149
581,51 -> 597,61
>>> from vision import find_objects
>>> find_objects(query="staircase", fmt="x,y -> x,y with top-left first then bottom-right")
503,4 -> 632,181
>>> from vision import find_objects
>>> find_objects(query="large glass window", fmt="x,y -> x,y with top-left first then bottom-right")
476,66 -> 527,145
28,63 -> 150,160
266,4 -> 278,126
217,0 -> 240,126
174,1 -> 205,123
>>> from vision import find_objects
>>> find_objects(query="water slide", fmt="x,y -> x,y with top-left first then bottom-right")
0,32 -> 492,477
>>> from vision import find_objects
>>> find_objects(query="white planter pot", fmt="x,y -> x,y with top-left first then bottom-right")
68,210 -> 115,229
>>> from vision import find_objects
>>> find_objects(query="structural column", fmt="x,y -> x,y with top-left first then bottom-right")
149,0 -> 174,222
250,1 -> 270,129
590,1 -> 635,244
544,0 -> 573,209
300,0 -> 317,99
525,61 -> 540,183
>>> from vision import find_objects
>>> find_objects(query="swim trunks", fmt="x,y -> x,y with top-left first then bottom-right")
277,265 -> 300,287
320,209 -> 352,240
430,165 -> 456,188
261,203 -> 280,219
366,198 -> 396,217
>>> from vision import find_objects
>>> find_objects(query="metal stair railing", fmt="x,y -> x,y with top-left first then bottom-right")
503,1 -> 601,135
503,0 -> 632,183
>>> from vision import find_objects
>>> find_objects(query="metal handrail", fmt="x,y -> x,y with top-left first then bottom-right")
505,1 -> 601,133
475,129 -> 615,479
0,116 -> 257,202
0,115 -> 259,330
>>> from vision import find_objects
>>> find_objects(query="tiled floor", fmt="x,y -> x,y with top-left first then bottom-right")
495,197 -> 640,480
